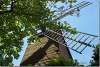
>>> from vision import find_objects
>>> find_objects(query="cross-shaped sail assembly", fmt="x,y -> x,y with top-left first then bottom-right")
38,1 -> 98,54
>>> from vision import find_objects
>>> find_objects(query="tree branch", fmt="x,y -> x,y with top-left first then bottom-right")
0,0 -> 16,15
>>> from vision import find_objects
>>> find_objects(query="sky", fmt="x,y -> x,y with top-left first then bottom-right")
63,0 -> 99,65
13,0 -> 99,66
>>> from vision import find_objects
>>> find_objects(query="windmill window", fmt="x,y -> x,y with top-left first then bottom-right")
37,29 -> 44,36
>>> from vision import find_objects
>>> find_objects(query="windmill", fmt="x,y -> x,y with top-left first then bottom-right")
20,1 -> 98,66
0,0 -> 98,66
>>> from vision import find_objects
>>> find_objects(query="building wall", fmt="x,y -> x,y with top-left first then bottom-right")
34,44 -> 60,66
20,36 -> 72,66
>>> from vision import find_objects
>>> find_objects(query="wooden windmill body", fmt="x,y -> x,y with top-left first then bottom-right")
20,30 -> 72,66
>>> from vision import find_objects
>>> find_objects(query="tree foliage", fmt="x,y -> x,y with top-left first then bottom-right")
90,44 -> 99,66
46,56 -> 79,66
0,0 -> 77,65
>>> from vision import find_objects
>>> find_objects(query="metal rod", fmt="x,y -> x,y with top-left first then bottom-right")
88,37 -> 95,44
75,43 -> 82,50
80,45 -> 88,53
53,33 -> 59,40
79,31 -> 98,37
68,34 -> 85,48
82,35 -> 90,43
75,34 -> 90,50
65,34 -> 74,43
57,35 -> 62,41
67,33 -> 81,46
70,47 -> 82,54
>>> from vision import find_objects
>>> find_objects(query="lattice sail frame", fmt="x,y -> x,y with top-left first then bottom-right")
43,29 -> 98,54
53,1 -> 92,21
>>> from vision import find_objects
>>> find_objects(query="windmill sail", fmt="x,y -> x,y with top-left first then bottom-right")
43,29 -> 98,54
53,1 -> 92,21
